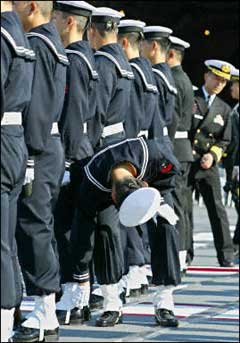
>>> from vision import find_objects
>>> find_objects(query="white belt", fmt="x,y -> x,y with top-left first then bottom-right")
138,130 -> 149,138
102,122 -> 124,138
51,122 -> 59,135
83,122 -> 88,134
163,127 -> 168,137
175,131 -> 188,139
1,112 -> 22,126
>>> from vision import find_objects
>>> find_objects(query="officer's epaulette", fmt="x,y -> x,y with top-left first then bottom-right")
1,27 -> 35,60
65,49 -> 99,80
26,32 -> 69,65
130,63 -> 158,93
152,68 -> 178,95
95,51 -> 134,80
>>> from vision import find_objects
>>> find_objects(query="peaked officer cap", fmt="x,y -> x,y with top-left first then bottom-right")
231,67 -> 239,81
205,59 -> 234,80
53,1 -> 96,17
143,26 -> 173,39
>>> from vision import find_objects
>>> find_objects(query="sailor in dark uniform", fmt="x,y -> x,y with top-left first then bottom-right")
117,19 -> 163,297
141,26 -> 178,136
69,136 -> 180,327
50,1 -> 98,325
223,67 -> 239,251
188,59 -> 235,268
166,36 -> 194,273
13,1 -> 69,342
1,2 -> 35,341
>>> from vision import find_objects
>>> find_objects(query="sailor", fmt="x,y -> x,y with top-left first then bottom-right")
187,59 -> 235,267
56,6 -> 135,328
1,1 -> 35,342
13,1 -> 69,342
67,136 -> 180,327
223,67 -> 239,252
117,19 -> 163,297
141,26 -> 178,135
51,0 -> 99,326
166,35 -> 194,273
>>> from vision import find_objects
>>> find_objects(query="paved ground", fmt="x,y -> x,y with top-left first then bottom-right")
21,205 -> 239,342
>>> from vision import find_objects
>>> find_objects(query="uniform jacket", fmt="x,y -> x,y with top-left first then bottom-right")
80,137 -> 180,212
223,103 -> 239,177
125,57 -> 162,140
88,43 -> 134,148
191,87 -> 232,164
152,62 -> 177,129
59,41 -> 99,162
170,65 -> 194,162
1,11 -> 35,126
23,22 -> 69,156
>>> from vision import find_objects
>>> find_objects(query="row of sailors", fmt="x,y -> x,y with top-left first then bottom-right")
1,1 -> 239,342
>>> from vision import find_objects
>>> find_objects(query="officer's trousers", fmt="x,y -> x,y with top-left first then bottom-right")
1,129 -> 27,308
172,162 -> 191,251
16,136 -> 64,296
147,191 -> 181,286
187,162 -> 234,263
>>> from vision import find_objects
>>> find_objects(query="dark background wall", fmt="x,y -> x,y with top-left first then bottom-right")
88,0 -> 239,105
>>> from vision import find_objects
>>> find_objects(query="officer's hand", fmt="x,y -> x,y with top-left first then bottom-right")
200,153 -> 214,170
24,159 -> 35,185
62,161 -> 71,186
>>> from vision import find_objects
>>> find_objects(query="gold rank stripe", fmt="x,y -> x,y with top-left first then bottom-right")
208,66 -> 231,80
210,146 -> 223,162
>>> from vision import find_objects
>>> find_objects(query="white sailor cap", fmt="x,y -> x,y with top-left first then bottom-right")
231,67 -> 239,81
91,7 -> 124,23
53,1 -> 96,17
143,26 -> 173,39
193,85 -> 199,91
119,188 -> 161,227
169,36 -> 190,50
118,19 -> 146,34
204,59 -> 234,80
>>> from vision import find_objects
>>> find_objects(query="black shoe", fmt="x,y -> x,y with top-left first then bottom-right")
95,311 -> 122,327
180,268 -> 187,278
155,309 -> 179,327
89,294 -> 104,310
12,326 -> 59,342
129,288 -> 142,298
56,306 -> 91,325
13,307 -> 25,331
141,284 -> 149,295
219,260 -> 235,267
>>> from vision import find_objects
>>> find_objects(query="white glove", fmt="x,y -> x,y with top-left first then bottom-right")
232,166 -> 239,181
24,160 -> 35,185
157,204 -> 179,226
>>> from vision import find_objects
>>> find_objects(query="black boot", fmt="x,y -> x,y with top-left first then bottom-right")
95,311 -> 123,327
129,288 -> 141,298
155,308 -> 179,327
141,284 -> 149,295
12,326 -> 59,342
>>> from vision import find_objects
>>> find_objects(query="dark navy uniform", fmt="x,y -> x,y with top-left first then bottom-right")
71,137 -> 181,286
54,40 -> 99,284
16,22 -> 69,296
1,11 -> 35,309
187,87 -> 234,265
153,62 -> 177,131
223,103 -> 239,245
170,64 -> 194,254
88,43 -> 134,149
